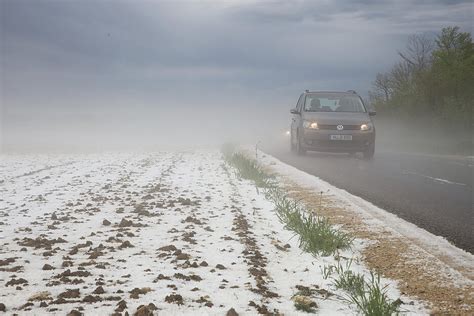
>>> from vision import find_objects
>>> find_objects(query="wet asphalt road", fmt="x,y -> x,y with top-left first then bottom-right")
263,143 -> 474,253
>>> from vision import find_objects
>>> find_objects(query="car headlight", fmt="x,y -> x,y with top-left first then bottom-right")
360,123 -> 373,131
303,121 -> 319,129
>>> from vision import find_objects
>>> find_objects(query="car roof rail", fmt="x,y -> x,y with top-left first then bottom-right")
347,90 -> 357,94
305,89 -> 310,93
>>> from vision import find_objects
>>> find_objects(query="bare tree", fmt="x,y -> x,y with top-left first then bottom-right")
373,72 -> 392,102
398,34 -> 434,72
390,61 -> 412,92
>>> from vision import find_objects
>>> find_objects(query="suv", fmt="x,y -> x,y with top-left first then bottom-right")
290,90 -> 376,159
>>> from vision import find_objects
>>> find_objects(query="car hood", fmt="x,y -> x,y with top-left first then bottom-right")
302,112 -> 370,125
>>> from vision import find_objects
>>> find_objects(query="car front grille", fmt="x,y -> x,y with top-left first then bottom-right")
305,139 -> 368,149
318,124 -> 360,130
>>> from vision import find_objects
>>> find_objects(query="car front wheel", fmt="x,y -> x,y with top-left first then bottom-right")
296,131 -> 306,155
363,142 -> 375,160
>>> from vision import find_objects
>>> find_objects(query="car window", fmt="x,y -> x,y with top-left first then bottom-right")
304,95 -> 366,113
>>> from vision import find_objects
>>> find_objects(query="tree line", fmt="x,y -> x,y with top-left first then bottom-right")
369,26 -> 473,130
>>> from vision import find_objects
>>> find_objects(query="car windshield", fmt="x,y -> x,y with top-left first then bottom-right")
304,94 -> 366,113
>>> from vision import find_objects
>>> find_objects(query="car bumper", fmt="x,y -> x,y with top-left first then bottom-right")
301,129 -> 375,152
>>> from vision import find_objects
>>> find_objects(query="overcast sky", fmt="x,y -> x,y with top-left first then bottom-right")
1,0 -> 472,151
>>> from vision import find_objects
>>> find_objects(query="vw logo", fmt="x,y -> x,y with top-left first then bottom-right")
337,125 -> 344,131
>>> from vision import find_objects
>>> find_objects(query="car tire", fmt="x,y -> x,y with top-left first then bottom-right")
296,131 -> 306,155
363,143 -> 375,160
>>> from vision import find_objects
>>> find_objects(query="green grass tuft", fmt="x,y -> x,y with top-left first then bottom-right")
324,260 -> 402,316
267,188 -> 352,256
222,145 -> 275,188
348,272 -> 402,316
330,260 -> 366,296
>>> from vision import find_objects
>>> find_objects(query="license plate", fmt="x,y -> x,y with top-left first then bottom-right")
330,135 -> 352,141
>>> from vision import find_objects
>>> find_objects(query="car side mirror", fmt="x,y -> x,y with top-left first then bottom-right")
369,111 -> 376,116
290,108 -> 300,115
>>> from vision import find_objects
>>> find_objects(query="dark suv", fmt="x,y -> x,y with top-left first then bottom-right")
290,90 -> 376,159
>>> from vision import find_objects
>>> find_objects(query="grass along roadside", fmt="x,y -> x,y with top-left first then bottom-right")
222,145 -> 403,315
276,175 -> 474,314
222,144 -> 273,189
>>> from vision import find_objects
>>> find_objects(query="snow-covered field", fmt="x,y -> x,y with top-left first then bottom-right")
0,151 -> 424,315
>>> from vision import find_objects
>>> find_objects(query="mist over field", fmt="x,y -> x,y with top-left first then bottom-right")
2,95 -> 288,152
1,0 -> 472,153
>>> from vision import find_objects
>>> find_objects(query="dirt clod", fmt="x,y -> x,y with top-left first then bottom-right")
5,278 -> 27,287
115,299 -> 127,312
82,295 -> 102,303
118,218 -> 142,227
59,289 -> 80,299
93,286 -> 105,294
42,264 -> 55,270
54,269 -> 91,279
18,236 -> 66,249
174,272 -> 202,282
134,304 -> 153,316
158,245 -> 177,252
67,309 -> 83,316
226,308 -> 239,316
176,253 -> 190,260
129,287 -> 152,299
119,240 -> 134,249
0,258 -> 15,266
165,293 -> 183,305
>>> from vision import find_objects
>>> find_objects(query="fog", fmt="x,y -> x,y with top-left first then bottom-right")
2,93 -> 293,152
1,0 -> 472,153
